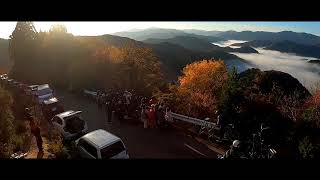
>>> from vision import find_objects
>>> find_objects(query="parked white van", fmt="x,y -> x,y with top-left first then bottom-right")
75,129 -> 129,159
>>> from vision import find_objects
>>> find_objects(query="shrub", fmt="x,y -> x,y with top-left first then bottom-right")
0,87 -> 15,158
47,129 -> 70,159
15,120 -> 27,134
12,134 -> 26,152
298,136 -> 319,159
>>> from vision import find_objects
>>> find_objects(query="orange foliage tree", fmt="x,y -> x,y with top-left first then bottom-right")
90,43 -> 164,94
172,59 -> 228,120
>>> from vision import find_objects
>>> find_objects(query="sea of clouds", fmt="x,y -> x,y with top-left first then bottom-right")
213,40 -> 320,93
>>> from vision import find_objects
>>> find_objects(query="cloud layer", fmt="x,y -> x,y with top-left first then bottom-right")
215,40 -> 320,93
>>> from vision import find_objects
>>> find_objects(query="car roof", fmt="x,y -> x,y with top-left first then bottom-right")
37,84 -> 51,91
56,110 -> 82,119
81,129 -> 121,149
43,97 -> 59,105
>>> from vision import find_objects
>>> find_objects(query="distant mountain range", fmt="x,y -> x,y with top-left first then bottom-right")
232,40 -> 320,58
182,29 -> 222,37
265,41 -> 320,58
113,28 -> 225,43
217,30 -> 320,46
143,36 -> 258,54
308,60 -> 320,65
112,28 -> 320,59
144,36 -> 220,52
113,28 -> 320,46
231,40 -> 273,47
113,28 -> 190,41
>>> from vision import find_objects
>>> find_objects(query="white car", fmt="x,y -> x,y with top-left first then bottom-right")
34,84 -> 54,103
51,110 -> 88,141
75,129 -> 129,159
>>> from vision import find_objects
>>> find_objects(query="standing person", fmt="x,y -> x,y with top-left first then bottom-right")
24,108 -> 32,120
123,90 -> 132,105
96,90 -> 102,109
141,105 -> 148,128
224,140 -> 247,159
140,97 -> 146,110
155,103 -> 161,127
96,90 -> 100,103
123,90 -> 132,119
105,97 -> 112,123
216,110 -> 228,141
148,97 -> 157,107
116,98 -> 124,121
147,104 -> 157,128
165,107 -> 173,127
153,103 -> 158,126
30,120 -> 43,152
157,103 -> 166,128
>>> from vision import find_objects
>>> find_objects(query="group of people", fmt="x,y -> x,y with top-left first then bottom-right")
140,97 -> 168,129
95,88 -> 172,129
96,89 -> 141,122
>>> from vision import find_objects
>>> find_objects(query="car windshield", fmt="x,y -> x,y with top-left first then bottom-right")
38,88 -> 53,96
64,115 -> 85,134
100,141 -> 125,159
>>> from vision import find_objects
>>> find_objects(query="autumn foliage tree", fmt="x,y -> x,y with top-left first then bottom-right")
116,44 -> 164,94
81,43 -> 164,94
171,59 -> 228,120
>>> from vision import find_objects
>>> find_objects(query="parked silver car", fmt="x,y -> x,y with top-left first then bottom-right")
51,110 -> 88,141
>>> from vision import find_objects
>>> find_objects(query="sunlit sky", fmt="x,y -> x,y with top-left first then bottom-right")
0,21 -> 320,39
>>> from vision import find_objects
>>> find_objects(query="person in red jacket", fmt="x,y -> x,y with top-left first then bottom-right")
147,104 -> 157,128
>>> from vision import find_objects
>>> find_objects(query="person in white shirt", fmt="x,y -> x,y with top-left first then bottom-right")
165,107 -> 173,123
123,90 -> 132,105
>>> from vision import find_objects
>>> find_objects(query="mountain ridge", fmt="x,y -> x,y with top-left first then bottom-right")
114,28 -> 320,46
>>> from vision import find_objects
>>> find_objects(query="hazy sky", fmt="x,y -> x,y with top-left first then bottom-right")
0,21 -> 320,39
